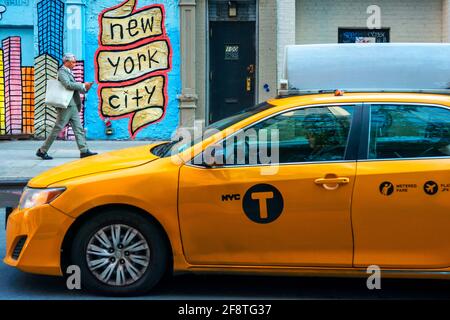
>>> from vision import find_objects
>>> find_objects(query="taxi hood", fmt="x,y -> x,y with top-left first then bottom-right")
29,144 -> 163,188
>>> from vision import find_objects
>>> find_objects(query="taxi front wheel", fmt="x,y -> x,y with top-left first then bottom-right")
70,209 -> 170,296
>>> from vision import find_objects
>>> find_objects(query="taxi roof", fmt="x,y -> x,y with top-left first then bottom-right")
268,92 -> 450,110
282,44 -> 450,92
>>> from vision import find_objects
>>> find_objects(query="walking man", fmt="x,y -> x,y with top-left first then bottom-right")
36,53 -> 97,160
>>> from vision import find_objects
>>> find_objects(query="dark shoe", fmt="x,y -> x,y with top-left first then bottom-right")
80,150 -> 98,158
36,149 -> 53,160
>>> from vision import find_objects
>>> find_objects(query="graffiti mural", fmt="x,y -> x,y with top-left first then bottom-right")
37,0 -> 64,64
0,0 -> 79,139
0,0 -> 180,140
95,0 -> 172,138
34,0 -> 82,140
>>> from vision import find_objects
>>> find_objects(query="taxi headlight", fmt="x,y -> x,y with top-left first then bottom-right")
19,187 -> 66,209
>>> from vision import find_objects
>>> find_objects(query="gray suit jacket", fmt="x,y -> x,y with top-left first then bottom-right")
58,67 -> 86,112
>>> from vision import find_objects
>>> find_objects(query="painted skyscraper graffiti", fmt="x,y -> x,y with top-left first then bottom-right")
3,36 -> 23,135
34,53 -> 58,138
21,66 -> 34,134
37,0 -> 64,65
35,0 -> 85,140
0,0 -> 180,140
0,49 -> 4,136
0,0 -> 86,140
34,54 -> 58,138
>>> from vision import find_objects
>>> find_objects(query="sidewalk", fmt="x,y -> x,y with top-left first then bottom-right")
0,140 -> 157,181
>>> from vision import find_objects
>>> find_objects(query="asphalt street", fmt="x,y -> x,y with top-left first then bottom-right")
1,208 -> 450,300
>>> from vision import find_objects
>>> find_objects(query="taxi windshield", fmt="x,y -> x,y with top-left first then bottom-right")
153,102 -> 274,157
207,102 -> 274,131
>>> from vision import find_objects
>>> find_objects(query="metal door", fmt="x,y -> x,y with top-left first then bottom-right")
209,21 -> 256,123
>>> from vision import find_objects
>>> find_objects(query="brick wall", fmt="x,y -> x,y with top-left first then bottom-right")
296,0 -> 444,44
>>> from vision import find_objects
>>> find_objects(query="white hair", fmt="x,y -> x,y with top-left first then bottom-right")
63,53 -> 76,62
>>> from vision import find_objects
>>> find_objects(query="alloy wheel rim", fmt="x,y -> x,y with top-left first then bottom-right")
86,224 -> 151,287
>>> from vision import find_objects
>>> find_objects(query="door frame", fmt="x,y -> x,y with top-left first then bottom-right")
206,0 -> 259,126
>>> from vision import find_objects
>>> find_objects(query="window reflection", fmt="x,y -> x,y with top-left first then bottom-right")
218,105 -> 354,165
369,105 -> 450,159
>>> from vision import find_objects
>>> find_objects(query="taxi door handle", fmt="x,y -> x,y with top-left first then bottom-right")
314,177 -> 350,191
314,177 -> 350,185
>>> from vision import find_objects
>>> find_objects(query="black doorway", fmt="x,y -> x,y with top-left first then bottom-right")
209,21 -> 256,124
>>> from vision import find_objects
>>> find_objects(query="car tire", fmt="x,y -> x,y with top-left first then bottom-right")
70,209 -> 170,296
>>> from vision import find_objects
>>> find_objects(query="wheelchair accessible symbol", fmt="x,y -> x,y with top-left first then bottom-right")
242,184 -> 284,224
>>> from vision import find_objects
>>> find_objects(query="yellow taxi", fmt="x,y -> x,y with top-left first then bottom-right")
4,90 -> 450,295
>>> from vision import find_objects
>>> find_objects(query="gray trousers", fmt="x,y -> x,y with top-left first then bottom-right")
41,104 -> 88,153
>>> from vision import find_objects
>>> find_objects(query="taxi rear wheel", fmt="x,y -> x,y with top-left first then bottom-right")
70,209 -> 169,296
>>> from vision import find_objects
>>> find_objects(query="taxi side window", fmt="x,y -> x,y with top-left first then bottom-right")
220,105 -> 354,165
368,105 -> 450,159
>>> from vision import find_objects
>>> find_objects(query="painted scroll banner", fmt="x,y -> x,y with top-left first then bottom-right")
100,75 -> 165,133
96,0 -> 172,138
101,5 -> 164,47
97,39 -> 169,83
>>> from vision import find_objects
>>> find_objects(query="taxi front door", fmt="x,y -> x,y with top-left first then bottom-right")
178,105 -> 359,267
178,162 -> 356,267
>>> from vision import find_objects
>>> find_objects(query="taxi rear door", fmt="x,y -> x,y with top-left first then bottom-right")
178,104 -> 361,267
352,103 -> 450,268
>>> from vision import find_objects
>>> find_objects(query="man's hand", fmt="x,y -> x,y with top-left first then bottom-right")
84,82 -> 94,91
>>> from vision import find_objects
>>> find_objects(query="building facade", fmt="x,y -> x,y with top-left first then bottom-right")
183,0 -> 450,133
0,0 -> 448,140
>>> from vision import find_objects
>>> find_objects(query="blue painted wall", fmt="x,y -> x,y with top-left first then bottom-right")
0,0 -> 35,66
0,0 -> 34,25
